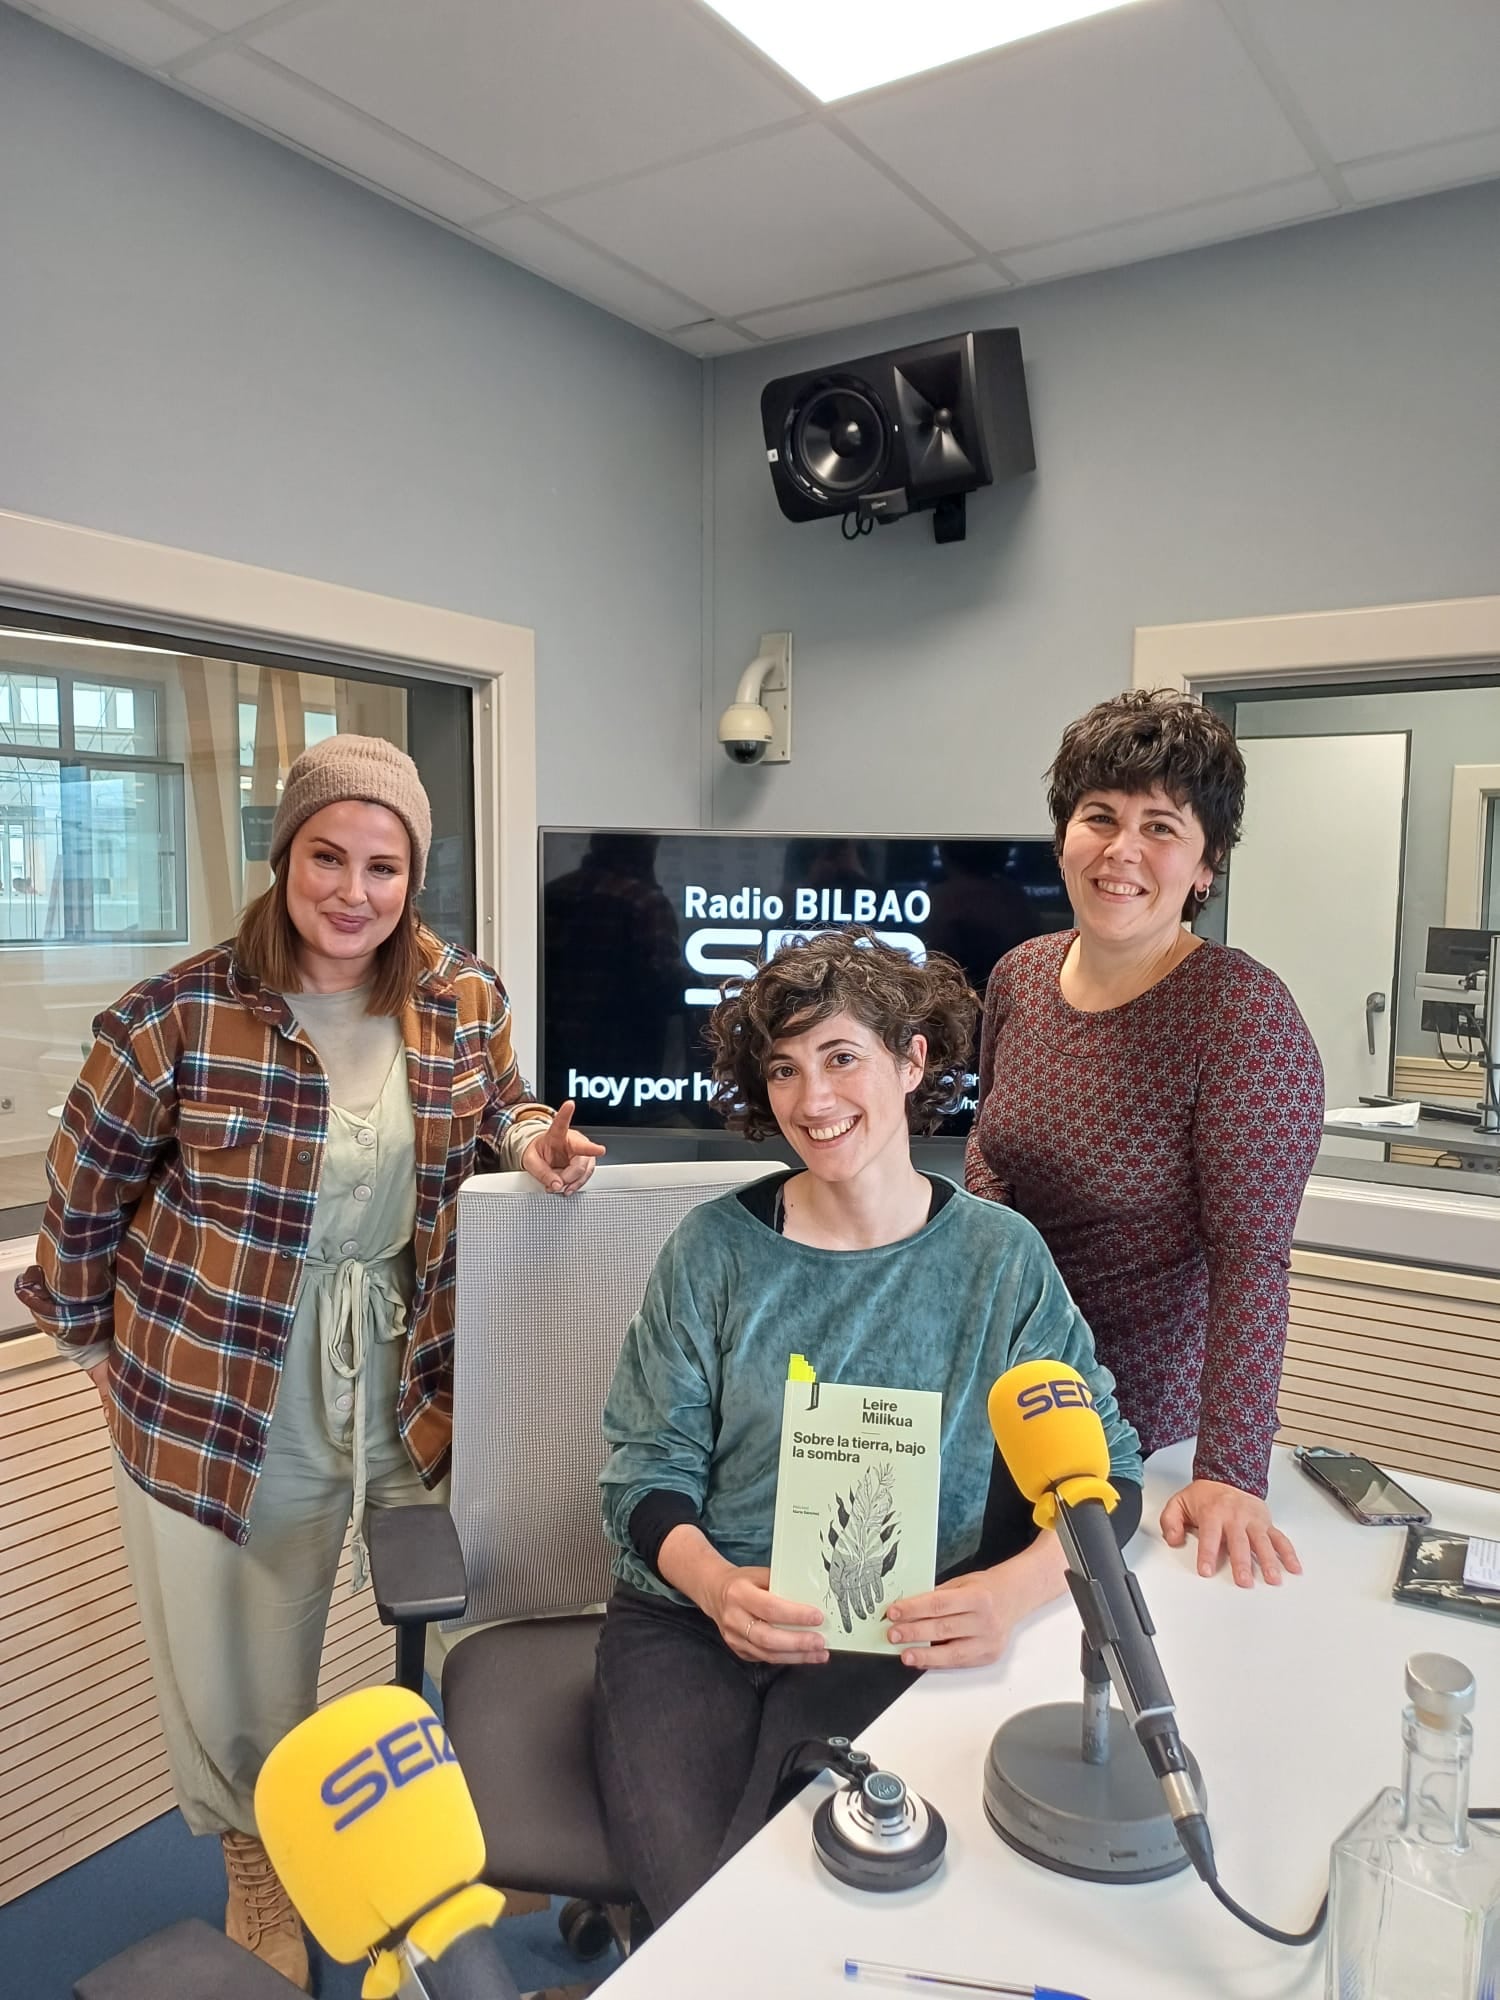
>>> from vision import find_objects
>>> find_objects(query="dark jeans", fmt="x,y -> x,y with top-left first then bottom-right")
593,1585 -> 921,1924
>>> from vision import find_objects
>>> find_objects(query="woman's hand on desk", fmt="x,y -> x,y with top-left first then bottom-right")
885,1534 -> 1069,1670
1160,1478 -> 1302,1587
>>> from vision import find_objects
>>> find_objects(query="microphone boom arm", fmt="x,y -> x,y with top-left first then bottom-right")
1054,1496 -> 1207,1835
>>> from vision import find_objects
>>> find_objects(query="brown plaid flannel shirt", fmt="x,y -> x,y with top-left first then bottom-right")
17,930 -> 546,1543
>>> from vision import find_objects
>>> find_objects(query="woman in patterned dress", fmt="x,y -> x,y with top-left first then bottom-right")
966,690 -> 1325,1588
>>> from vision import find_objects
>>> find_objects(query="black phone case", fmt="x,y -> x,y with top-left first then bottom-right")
1393,1526 -> 1500,1627
1297,1450 -> 1428,1525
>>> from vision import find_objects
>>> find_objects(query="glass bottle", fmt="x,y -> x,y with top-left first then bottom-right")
1327,1652 -> 1500,1999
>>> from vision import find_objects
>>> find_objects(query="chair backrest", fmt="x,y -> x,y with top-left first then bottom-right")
451,1159 -> 769,1627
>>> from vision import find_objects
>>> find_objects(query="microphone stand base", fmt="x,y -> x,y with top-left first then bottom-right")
983,1703 -> 1205,1885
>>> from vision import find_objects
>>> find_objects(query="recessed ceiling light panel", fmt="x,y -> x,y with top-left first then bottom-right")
699,0 -> 1150,102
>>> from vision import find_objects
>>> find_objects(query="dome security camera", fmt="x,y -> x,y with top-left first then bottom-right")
718,634 -> 791,766
718,701 -> 774,766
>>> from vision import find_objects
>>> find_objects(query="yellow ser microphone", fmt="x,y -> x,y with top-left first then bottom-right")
986,1360 -> 1215,1885
986,1357 -> 1120,1530
254,1685 -> 519,1999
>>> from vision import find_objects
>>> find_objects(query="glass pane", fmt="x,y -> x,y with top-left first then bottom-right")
1228,678 -> 1500,1198
0,627 -> 474,1241
1485,798 -> 1499,931
0,757 -> 60,941
0,671 -> 61,748
0,760 -> 185,943
73,680 -> 156,756
81,766 -> 184,937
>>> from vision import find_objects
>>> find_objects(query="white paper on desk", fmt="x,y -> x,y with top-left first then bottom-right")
1326,1101 -> 1423,1127
1462,1537 -> 1500,1593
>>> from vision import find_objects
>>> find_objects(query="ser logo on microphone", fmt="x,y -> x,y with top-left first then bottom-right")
320,1715 -> 459,1832
1016,1377 -> 1096,1419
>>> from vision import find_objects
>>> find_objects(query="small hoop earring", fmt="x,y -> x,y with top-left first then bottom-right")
1193,883 -> 1211,907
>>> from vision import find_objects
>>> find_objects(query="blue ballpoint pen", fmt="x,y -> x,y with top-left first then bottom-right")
844,1957 -> 1090,2000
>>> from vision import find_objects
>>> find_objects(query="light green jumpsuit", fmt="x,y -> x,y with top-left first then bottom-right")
112,990 -> 475,1835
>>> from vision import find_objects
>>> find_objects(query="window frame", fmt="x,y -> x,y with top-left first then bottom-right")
0,506 -> 536,1345
0,739 -> 189,948
1134,591 -> 1500,1279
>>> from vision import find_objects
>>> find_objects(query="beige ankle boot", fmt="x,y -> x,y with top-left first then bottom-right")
222,1828 -> 311,1991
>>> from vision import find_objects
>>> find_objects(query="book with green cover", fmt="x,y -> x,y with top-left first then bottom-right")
769,1368 -> 943,1655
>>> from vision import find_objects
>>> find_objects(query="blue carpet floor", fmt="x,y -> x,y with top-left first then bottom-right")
5,1804 -> 616,1999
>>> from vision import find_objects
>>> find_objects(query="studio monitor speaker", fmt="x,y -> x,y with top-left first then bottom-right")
760,328 -> 1034,543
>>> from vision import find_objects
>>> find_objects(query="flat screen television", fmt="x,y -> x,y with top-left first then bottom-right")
539,829 -> 1072,1135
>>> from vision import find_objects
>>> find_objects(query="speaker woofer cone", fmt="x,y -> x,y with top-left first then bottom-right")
788,385 -> 889,498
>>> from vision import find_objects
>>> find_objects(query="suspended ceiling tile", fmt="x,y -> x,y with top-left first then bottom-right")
839,0 -> 1313,252
740,262 -> 1006,343
1240,0 -> 1500,164
474,212 -> 705,330
1341,127 -> 1500,206
667,321 -> 759,356
182,49 -> 514,224
545,123 -> 973,320
21,0 -> 207,66
173,0 -> 289,29
1003,174 -> 1335,283
245,0 -> 804,201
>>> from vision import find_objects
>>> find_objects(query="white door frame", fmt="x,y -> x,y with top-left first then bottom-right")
1132,591 -> 1500,1279
0,507 -> 537,1333
1133,593 -> 1500,697
1447,764 -> 1500,926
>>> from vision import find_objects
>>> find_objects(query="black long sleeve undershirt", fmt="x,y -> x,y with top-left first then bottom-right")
626,1168 -> 1143,1581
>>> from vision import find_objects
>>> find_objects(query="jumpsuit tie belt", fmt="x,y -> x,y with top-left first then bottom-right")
311,1251 -> 409,1591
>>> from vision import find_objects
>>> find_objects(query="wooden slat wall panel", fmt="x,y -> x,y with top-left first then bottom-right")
1389,1054 -> 1484,1167
1277,1251 -> 1500,1491
0,1357 -> 394,1905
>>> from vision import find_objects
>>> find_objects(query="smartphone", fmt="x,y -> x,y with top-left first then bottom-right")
1294,1445 -> 1432,1526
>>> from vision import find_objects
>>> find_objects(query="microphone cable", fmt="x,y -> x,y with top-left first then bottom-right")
1187,1802 -> 1500,1949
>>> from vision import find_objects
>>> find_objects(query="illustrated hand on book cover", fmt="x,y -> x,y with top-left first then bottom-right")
824,1464 -> 901,1633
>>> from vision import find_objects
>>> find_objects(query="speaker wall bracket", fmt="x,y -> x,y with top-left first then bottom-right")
932,495 -> 967,544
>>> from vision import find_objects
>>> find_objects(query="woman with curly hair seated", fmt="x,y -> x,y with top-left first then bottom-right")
592,928 -> 1143,1924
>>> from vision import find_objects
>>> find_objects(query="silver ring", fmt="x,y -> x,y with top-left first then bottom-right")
745,1614 -> 756,1642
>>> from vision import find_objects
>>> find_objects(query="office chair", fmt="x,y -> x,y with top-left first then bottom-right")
369,1158 -> 768,1957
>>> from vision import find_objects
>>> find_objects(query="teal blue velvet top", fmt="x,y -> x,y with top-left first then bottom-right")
599,1176 -> 1144,1603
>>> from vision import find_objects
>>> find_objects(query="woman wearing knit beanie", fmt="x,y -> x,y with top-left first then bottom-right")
18,734 -> 601,1988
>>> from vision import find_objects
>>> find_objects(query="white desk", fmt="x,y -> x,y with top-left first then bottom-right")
604,1444 -> 1500,2000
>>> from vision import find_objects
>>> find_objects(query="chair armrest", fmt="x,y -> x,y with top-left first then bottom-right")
368,1503 -> 468,1629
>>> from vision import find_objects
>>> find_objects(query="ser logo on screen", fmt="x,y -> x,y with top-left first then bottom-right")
682,885 -> 933,1006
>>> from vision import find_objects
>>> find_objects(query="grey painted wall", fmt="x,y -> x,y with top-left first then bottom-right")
708,181 -> 1500,840
0,7 -> 705,829
1234,685 -> 1500,1062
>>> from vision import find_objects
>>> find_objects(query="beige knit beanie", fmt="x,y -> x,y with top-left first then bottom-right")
268,735 -> 432,892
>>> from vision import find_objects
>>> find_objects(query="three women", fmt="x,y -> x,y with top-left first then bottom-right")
21,693 -> 1323,1957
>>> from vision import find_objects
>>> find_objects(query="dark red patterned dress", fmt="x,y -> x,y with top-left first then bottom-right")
965,933 -> 1324,1497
